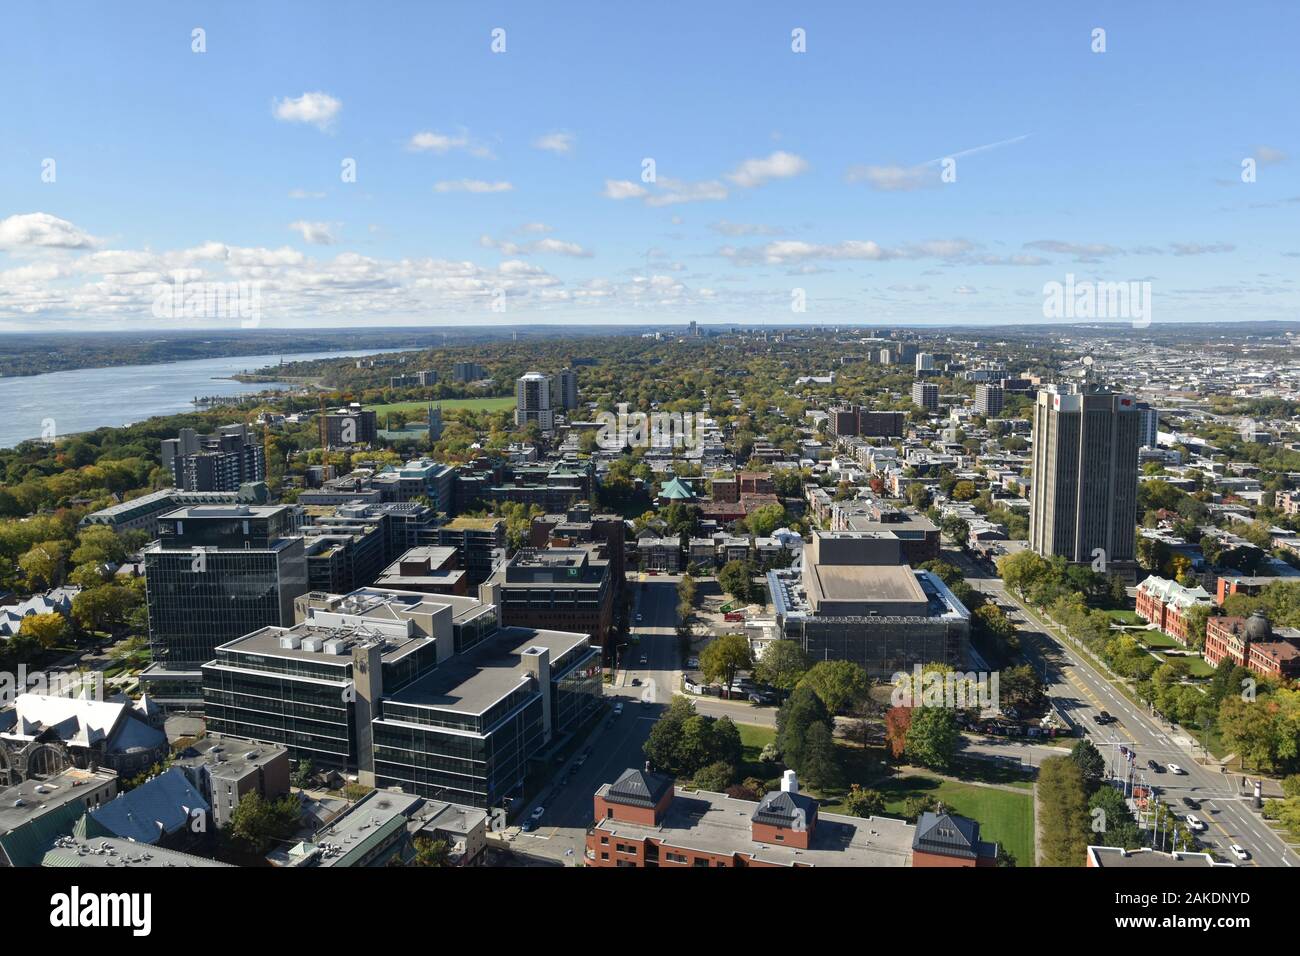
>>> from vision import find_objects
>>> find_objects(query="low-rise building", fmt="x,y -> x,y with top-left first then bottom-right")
1135,575 -> 1214,645
586,769 -> 915,868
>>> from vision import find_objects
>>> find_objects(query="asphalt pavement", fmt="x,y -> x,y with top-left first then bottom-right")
948,548 -> 1296,868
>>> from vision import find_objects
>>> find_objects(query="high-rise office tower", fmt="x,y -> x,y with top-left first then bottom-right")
143,504 -> 308,667
1136,402 -> 1159,448
1029,385 -> 1140,564
915,352 -> 935,373
554,368 -> 579,411
515,371 -> 555,431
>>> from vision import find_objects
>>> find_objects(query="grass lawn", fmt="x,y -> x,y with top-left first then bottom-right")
365,396 -> 515,416
1104,609 -> 1144,626
1137,630 -> 1182,649
1156,653 -> 1215,677
868,774 -> 1036,866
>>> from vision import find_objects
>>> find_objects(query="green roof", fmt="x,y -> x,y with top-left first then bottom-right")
659,477 -> 696,500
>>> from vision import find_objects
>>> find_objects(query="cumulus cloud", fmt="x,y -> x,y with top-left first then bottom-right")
288,221 -> 339,245
533,131 -> 575,154
725,151 -> 808,188
480,233 -> 592,257
603,179 -> 648,200
719,238 -> 977,266
709,220 -> 787,237
0,212 -> 99,250
272,92 -> 342,131
407,129 -> 494,158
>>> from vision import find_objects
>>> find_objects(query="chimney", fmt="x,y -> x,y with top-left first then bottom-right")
781,770 -> 798,794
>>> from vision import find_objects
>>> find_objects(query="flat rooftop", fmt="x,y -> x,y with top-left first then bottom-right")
441,516 -> 503,532
42,835 -> 231,868
384,626 -> 594,717
0,768 -> 118,834
593,786 -> 914,867
809,563 -> 927,605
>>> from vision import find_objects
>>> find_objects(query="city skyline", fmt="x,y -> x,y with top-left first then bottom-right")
2,1 -> 1297,331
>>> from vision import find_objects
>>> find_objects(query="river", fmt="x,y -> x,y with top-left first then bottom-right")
0,348 -> 413,449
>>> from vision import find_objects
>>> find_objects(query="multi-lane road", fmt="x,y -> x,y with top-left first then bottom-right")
950,548 -> 1295,867
503,576 -> 687,864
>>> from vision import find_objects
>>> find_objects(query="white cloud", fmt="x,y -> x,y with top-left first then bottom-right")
603,179 -> 648,200
1254,145 -> 1287,165
710,220 -> 786,237
720,238 -> 976,266
272,92 -> 342,131
533,131 -> 575,154
407,129 -> 494,158
644,178 -> 728,207
288,221 -> 339,245
0,212 -> 99,250
726,151 -> 808,188
288,189 -> 326,200
1023,240 -> 1125,261
434,179 -> 513,193
480,233 -> 592,257
845,164 -> 935,191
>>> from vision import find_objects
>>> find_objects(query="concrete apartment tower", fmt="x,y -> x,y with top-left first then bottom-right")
1029,384 -> 1140,565
515,371 -> 555,431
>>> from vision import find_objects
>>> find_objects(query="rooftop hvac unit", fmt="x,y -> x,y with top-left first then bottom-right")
279,635 -> 302,650
301,636 -> 324,653
322,639 -> 347,655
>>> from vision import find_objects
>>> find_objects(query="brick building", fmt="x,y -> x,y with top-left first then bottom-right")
1134,575 -> 1214,645
1203,611 -> 1300,680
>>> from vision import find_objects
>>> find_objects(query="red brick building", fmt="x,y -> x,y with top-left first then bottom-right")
1203,611 -> 1300,680
586,768 -> 917,867
1135,575 -> 1214,645
911,811 -> 999,867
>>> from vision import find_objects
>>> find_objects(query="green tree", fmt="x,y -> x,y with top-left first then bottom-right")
776,684 -> 832,771
798,722 -> 843,790
225,791 -> 301,855
800,659 -> 869,714
699,634 -> 752,698
904,706 -> 959,771
692,760 -> 734,792
717,559 -> 755,603
1070,738 -> 1106,793
753,640 -> 809,695
844,784 -> 886,818
409,836 -> 451,867
1038,756 -> 1090,867
644,696 -> 697,775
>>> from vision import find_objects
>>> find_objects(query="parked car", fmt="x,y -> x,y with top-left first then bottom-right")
635,614 -> 643,623
686,657 -> 699,669
1230,844 -> 1250,861
748,690 -> 777,705
1167,763 -> 1185,775
631,678 -> 642,687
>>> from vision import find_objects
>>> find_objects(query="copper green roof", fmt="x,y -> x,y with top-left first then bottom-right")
659,477 -> 696,500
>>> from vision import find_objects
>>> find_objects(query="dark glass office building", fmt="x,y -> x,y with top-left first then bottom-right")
144,504 -> 309,667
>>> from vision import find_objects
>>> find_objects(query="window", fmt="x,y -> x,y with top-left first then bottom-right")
693,858 -> 710,867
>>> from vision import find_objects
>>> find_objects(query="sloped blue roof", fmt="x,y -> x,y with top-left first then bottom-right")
87,767 -> 209,845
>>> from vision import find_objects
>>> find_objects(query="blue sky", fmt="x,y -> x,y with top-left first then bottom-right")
0,0 -> 1297,330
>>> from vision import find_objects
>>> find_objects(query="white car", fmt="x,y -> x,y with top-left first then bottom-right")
1167,763 -> 1185,775
613,702 -> 624,716
635,614 -> 643,623
1229,844 -> 1249,861
530,805 -> 546,822
1184,814 -> 1206,832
